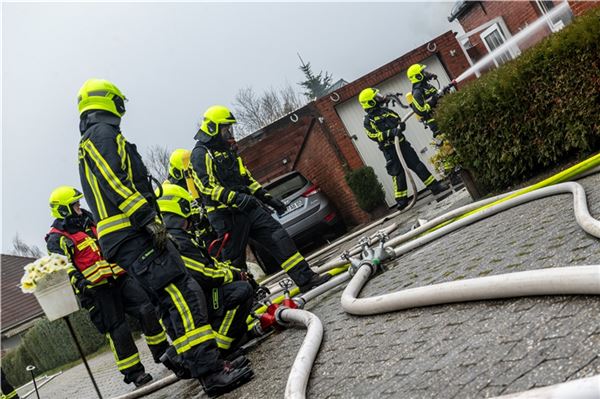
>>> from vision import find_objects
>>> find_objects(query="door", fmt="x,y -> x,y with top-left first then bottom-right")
335,55 -> 450,206
481,22 -> 518,67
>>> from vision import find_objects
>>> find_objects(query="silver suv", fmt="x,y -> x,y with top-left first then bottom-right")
251,171 -> 346,274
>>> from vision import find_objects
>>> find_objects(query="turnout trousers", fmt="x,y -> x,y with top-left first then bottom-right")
381,139 -> 436,200
108,237 -> 223,378
208,207 -> 316,287
1,369 -> 18,399
81,274 -> 169,382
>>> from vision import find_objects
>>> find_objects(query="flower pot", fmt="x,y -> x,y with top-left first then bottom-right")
33,270 -> 80,321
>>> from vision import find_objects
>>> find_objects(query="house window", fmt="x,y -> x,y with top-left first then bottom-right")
536,0 -> 572,31
481,23 -> 516,67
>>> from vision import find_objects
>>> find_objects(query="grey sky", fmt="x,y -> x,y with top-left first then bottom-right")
2,1 -> 461,252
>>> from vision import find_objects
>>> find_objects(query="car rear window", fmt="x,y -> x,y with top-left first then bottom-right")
265,173 -> 309,200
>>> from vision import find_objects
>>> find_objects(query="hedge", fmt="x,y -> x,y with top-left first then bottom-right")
345,166 -> 386,212
3,310 -> 106,387
436,7 -> 600,192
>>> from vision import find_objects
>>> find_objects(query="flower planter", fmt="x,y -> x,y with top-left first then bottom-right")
33,270 -> 80,321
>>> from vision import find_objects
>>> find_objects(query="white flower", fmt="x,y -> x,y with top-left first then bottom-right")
20,254 -> 72,294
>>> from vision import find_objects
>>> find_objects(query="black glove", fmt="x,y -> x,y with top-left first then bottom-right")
145,218 -> 168,251
233,192 -> 259,212
429,94 -> 439,108
75,278 -> 94,296
265,196 -> 287,216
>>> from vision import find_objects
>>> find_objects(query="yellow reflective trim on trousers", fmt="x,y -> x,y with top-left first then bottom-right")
218,306 -> 238,336
281,252 -> 303,272
145,330 -> 167,345
3,390 -> 18,399
83,140 -> 132,200
119,191 -> 148,217
213,331 -> 234,350
172,325 -> 215,354
424,175 -> 436,186
392,176 -> 407,198
165,283 -> 195,333
84,160 -> 108,219
182,256 -> 226,279
116,352 -> 141,371
97,214 -> 131,238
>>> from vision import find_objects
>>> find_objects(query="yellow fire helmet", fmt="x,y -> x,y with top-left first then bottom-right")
156,183 -> 193,219
49,186 -> 84,219
194,105 -> 237,143
407,64 -> 427,83
358,88 -> 380,109
77,78 -> 127,117
169,149 -> 191,181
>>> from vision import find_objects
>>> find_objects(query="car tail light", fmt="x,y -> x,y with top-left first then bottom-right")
301,184 -> 320,197
324,212 -> 337,223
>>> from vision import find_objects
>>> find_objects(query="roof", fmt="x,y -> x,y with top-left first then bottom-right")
1,254 -> 44,334
448,0 -> 477,22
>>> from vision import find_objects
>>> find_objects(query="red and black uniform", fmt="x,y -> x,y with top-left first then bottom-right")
46,210 -> 168,384
190,137 -> 328,292
163,213 -> 253,353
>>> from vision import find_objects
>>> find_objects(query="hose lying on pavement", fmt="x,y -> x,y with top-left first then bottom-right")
109,374 -> 179,399
275,308 -> 324,399
490,374 -> 600,399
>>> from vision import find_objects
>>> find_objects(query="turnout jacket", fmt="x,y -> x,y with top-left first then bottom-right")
46,210 -> 125,291
411,80 -> 439,119
190,139 -> 263,212
363,106 -> 405,149
164,215 -> 242,287
78,111 -> 158,258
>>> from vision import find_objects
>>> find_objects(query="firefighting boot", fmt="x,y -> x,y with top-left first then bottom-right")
126,371 -> 152,387
428,180 -> 452,201
199,363 -> 254,398
159,346 -> 192,379
298,273 -> 332,294
396,197 -> 409,211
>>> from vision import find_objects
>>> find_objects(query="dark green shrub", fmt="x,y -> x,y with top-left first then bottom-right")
345,166 -> 386,212
2,310 -> 106,387
436,8 -> 600,192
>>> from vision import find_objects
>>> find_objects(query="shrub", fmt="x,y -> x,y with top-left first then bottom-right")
436,8 -> 600,192
2,310 -> 106,387
345,166 -> 386,212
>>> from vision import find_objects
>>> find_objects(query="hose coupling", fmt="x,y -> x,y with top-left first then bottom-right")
274,306 -> 293,328
348,256 -> 364,277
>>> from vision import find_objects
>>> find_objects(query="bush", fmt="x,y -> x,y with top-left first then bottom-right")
2,310 -> 106,387
345,166 -> 386,212
436,8 -> 600,192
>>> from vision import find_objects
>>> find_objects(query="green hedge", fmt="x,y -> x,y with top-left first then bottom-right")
436,8 -> 600,192
345,166 -> 386,212
3,310 -> 106,387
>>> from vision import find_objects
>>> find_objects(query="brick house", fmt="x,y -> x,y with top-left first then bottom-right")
238,30 -> 471,226
1,254 -> 44,350
449,1 -> 598,76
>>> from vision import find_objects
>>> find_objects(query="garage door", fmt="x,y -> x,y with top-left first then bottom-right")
335,54 -> 451,206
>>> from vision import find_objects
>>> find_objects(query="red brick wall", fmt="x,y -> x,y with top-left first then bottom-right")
569,0 -> 600,16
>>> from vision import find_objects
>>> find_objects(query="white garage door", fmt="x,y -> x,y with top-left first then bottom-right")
336,55 -> 451,206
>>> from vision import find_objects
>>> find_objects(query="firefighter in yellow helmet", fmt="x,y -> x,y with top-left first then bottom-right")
166,149 -> 216,245
407,64 -> 442,136
359,87 -> 448,210
45,186 -> 169,387
157,183 -> 255,355
76,79 -> 253,396
190,105 -> 331,292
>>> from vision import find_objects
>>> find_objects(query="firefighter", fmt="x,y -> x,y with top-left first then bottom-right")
166,149 -> 216,246
157,183 -> 254,355
45,186 -> 167,387
190,105 -> 331,293
76,78 -> 253,397
407,63 -> 443,137
1,369 -> 19,399
358,88 -> 448,210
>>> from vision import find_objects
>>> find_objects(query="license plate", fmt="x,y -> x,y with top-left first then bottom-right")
286,198 -> 304,213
